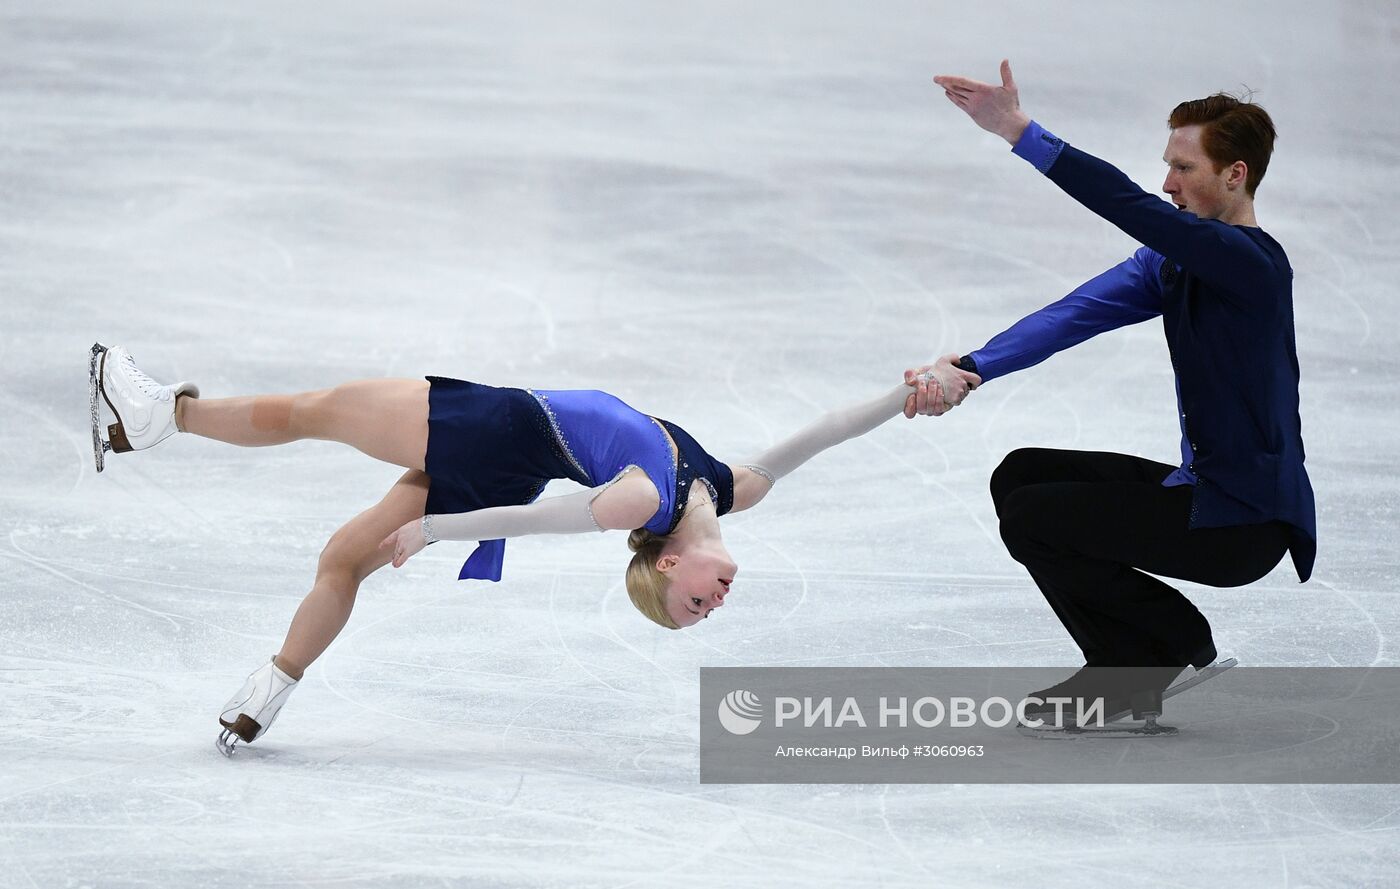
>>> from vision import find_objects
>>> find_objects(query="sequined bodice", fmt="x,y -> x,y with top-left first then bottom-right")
529,389 -> 733,534
654,418 -> 734,533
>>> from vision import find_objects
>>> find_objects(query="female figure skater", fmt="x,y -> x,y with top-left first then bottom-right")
88,343 -> 976,754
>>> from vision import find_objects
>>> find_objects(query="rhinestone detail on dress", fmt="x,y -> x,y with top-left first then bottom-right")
527,389 -> 591,484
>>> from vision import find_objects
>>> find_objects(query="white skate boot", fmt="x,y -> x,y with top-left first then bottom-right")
89,343 -> 199,472
217,657 -> 299,756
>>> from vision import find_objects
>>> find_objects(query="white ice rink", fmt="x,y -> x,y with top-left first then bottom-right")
3,1 -> 1398,886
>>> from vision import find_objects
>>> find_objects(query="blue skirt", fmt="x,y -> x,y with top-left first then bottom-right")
422,376 -> 585,529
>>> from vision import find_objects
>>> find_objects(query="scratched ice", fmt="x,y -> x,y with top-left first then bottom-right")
2,1 -> 1398,886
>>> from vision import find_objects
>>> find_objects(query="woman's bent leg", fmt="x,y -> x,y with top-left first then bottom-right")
178,378 -> 430,470
274,470 -> 430,678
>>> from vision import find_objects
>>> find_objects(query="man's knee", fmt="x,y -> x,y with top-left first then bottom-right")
990,448 -> 1050,516
998,481 -> 1084,564
996,487 -> 1040,560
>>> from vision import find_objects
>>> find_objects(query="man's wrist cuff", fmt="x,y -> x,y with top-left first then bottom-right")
1011,120 -> 1065,174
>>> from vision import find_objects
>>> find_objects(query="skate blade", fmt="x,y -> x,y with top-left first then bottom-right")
220,714 -> 262,743
1101,657 -> 1240,723
1016,720 -> 1179,740
216,729 -> 240,757
217,712 -> 265,757
91,343 -> 139,459
1165,657 -> 1238,696
88,343 -> 112,472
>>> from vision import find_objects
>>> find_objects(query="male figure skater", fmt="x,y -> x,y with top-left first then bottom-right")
909,61 -> 1316,717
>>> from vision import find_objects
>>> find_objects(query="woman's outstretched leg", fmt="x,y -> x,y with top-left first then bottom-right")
178,379 -> 430,470
218,470 -> 429,754
97,344 -> 429,471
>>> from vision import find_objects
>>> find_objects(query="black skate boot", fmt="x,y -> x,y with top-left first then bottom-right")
1020,665 -> 1182,730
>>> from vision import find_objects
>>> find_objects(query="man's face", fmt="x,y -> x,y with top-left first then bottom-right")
1162,124 -> 1235,220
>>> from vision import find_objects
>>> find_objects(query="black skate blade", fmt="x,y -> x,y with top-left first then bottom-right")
88,343 -> 109,472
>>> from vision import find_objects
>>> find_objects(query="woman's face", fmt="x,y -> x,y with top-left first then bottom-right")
661,549 -> 737,628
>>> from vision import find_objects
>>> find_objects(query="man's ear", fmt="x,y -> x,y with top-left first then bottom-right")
1226,160 -> 1249,191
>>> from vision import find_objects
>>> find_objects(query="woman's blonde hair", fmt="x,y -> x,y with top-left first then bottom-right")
626,529 -> 677,629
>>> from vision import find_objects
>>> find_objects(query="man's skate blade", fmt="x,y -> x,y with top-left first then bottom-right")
1164,657 -> 1237,700
1017,721 -> 1180,740
1101,657 -> 1240,723
88,343 -> 111,472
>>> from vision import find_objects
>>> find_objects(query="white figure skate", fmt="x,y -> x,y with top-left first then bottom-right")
88,343 -> 199,472
217,657 -> 299,756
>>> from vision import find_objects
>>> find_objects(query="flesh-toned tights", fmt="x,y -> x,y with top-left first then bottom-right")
178,379 -> 430,678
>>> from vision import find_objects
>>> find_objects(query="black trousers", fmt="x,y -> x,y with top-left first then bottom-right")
992,448 -> 1291,668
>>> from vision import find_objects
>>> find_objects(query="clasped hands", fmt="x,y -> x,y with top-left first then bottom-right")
902,354 -> 981,418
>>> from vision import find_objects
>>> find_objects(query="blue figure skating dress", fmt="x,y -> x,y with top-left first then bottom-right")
422,377 -> 734,581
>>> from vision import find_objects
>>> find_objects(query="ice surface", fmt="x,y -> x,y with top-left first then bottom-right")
2,1 -> 1398,886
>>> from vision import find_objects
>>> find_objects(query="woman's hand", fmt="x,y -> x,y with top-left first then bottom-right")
903,354 -> 981,417
381,519 -> 427,568
903,367 -> 945,418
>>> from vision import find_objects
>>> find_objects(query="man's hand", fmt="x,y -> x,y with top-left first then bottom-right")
902,354 -> 982,418
933,59 -> 1031,146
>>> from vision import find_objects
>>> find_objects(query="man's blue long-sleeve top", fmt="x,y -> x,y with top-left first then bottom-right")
967,121 -> 1316,581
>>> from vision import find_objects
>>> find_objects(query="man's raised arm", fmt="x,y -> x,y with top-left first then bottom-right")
932,60 -> 1274,291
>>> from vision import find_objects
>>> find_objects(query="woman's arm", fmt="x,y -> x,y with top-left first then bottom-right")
730,383 -> 926,513
382,470 -> 659,567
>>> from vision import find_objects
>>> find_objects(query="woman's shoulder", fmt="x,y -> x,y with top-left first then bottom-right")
590,466 -> 663,530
